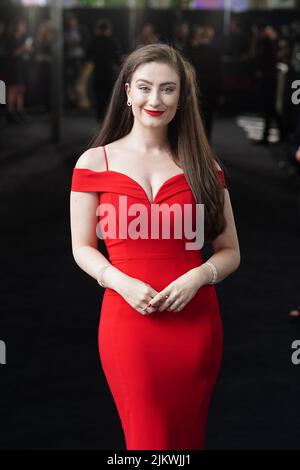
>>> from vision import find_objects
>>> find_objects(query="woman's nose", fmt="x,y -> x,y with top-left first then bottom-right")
148,89 -> 161,107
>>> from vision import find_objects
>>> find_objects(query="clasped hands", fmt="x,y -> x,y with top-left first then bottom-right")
120,267 -> 203,316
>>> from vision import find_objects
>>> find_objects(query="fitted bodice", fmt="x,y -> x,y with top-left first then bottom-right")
71,166 -> 226,264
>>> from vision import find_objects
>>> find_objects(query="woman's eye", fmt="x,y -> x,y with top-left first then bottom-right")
139,86 -> 175,93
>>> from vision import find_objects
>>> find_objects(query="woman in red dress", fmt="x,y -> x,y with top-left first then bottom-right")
70,44 -> 240,450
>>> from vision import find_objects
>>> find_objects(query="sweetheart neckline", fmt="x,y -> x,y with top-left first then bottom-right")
73,168 -> 187,205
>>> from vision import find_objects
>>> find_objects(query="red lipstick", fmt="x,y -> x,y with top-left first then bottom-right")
144,109 -> 165,117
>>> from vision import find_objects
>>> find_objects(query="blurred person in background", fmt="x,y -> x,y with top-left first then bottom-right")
171,20 -> 189,54
185,25 -> 223,142
35,19 -> 53,114
135,22 -> 160,48
6,18 -> 33,123
290,21 -> 300,73
86,18 -> 122,123
253,24 -> 286,145
64,13 -> 87,109
223,18 -> 249,61
277,37 -> 291,65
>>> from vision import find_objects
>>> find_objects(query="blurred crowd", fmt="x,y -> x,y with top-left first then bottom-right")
1,12 -> 300,318
0,15 -> 299,124
1,14 -> 300,157
0,15 -> 300,142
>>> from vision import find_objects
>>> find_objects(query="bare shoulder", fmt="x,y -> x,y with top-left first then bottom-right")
75,139 -> 127,171
214,160 -> 222,171
74,146 -> 107,172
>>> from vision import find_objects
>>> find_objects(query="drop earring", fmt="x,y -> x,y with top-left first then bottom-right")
127,100 -> 132,106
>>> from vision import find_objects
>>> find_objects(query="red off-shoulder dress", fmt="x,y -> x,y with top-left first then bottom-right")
71,146 -> 227,450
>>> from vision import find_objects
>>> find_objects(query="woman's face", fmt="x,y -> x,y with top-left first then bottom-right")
125,61 -> 180,129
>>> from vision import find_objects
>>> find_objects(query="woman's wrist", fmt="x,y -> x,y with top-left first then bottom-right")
97,264 -> 130,293
96,264 -> 111,287
189,263 -> 216,288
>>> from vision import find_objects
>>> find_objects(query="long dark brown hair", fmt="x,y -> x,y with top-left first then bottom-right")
89,43 -> 226,241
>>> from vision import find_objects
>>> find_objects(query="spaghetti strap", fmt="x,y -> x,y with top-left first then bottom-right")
103,145 -> 109,171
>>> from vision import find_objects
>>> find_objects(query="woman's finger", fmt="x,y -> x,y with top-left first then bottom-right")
149,293 -> 167,308
148,284 -> 177,310
168,298 -> 183,312
158,295 -> 176,312
173,303 -> 185,312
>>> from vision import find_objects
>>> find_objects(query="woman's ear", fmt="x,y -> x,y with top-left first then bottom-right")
124,82 -> 130,98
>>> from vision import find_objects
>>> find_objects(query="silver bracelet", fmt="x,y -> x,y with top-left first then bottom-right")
97,264 -> 111,288
205,261 -> 218,285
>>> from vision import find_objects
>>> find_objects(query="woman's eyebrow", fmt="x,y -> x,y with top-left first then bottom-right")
135,79 -> 177,86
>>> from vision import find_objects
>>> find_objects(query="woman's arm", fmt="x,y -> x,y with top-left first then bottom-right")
70,149 -> 130,291
189,171 -> 240,287
197,188 -> 240,285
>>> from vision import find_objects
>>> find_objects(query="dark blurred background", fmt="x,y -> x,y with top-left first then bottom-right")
1,0 -> 300,139
1,0 -> 300,451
